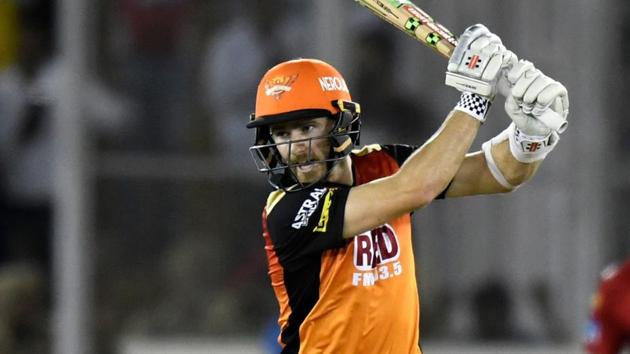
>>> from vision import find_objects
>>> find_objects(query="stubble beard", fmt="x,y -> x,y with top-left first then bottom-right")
294,161 -> 327,184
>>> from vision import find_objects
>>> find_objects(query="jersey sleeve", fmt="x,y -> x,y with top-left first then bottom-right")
266,184 -> 350,271
382,144 -> 420,166
382,144 -> 451,199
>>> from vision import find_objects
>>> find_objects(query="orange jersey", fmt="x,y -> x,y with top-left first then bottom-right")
261,144 -> 431,354
585,260 -> 630,354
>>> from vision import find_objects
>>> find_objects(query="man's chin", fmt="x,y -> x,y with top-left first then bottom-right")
293,164 -> 326,184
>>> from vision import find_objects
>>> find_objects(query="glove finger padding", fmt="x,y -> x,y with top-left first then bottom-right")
471,34 -> 501,51
499,60 -> 568,163
536,83 -> 569,127
461,36 -> 504,79
523,75 -> 557,104
445,24 -> 514,99
505,95 -> 551,136
495,50 -> 519,98
509,64 -> 569,133
507,60 -> 535,84
503,50 -> 519,68
553,94 -> 569,119
482,52 -> 506,81
511,68 -> 542,100
450,24 -> 490,69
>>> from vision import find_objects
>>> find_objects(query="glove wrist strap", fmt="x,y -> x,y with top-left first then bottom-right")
507,123 -> 559,163
454,92 -> 491,123
445,72 -> 494,98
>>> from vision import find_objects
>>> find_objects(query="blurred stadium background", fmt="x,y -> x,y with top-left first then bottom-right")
0,0 -> 628,353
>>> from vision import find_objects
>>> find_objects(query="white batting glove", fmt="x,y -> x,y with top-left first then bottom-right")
445,24 -> 518,100
503,60 -> 570,162
505,60 -> 569,135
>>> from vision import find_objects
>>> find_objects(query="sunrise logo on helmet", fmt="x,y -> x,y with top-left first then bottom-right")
264,74 -> 299,100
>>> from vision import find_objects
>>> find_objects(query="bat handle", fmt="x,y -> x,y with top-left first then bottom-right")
537,109 -> 568,134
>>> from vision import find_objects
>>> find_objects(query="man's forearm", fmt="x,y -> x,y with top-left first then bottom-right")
491,139 -> 542,186
398,110 -> 480,203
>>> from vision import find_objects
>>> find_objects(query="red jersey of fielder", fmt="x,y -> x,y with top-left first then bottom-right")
585,260 -> 630,354
261,144 -> 438,354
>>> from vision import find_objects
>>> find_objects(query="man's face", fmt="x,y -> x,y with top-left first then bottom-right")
270,117 -> 334,184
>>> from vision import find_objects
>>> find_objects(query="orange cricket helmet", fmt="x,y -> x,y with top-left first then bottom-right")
248,58 -> 355,126
247,58 -> 362,191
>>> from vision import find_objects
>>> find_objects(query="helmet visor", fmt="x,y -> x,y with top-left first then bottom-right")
249,124 -> 359,191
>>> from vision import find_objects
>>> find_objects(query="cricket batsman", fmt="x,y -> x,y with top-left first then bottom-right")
247,25 -> 569,354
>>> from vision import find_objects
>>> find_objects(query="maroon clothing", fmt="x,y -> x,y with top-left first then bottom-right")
585,260 -> 630,354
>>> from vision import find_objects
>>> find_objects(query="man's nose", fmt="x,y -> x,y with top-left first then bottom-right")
292,141 -> 308,155
291,130 -> 308,143
290,131 -> 309,153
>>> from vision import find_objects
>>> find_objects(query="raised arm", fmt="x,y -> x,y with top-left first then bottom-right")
343,25 -> 515,238
343,110 -> 480,238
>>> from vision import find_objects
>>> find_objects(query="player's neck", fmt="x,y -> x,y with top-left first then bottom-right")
326,156 -> 353,186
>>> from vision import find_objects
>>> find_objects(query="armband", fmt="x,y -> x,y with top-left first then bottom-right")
481,127 -> 517,190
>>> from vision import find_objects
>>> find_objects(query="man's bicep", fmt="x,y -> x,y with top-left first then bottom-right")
343,176 -> 418,239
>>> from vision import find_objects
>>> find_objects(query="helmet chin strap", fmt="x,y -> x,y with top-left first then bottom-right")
325,142 -> 341,181
319,120 -> 352,186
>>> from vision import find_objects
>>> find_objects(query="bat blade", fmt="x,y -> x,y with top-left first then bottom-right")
354,0 -> 458,58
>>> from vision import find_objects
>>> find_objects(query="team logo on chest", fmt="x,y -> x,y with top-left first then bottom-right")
351,224 -> 403,286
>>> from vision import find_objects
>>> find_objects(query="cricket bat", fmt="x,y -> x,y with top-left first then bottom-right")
354,0 -> 568,133
354,0 -> 458,58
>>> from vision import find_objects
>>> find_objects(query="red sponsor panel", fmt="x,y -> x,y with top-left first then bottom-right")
353,224 -> 400,271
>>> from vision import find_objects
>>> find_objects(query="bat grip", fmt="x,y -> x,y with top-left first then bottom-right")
537,109 -> 568,134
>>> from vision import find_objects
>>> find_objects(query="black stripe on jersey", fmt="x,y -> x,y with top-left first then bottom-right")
266,183 -> 350,352
381,144 -> 451,199
280,257 -> 322,354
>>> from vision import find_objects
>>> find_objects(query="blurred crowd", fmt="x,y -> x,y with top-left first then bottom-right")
0,1 -> 628,354
0,1 -> 58,352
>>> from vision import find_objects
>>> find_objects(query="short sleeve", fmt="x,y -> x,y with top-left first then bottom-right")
382,144 -> 420,166
266,184 -> 350,271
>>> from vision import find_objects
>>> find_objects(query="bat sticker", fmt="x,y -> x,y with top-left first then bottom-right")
405,17 -> 421,33
426,32 -> 442,47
